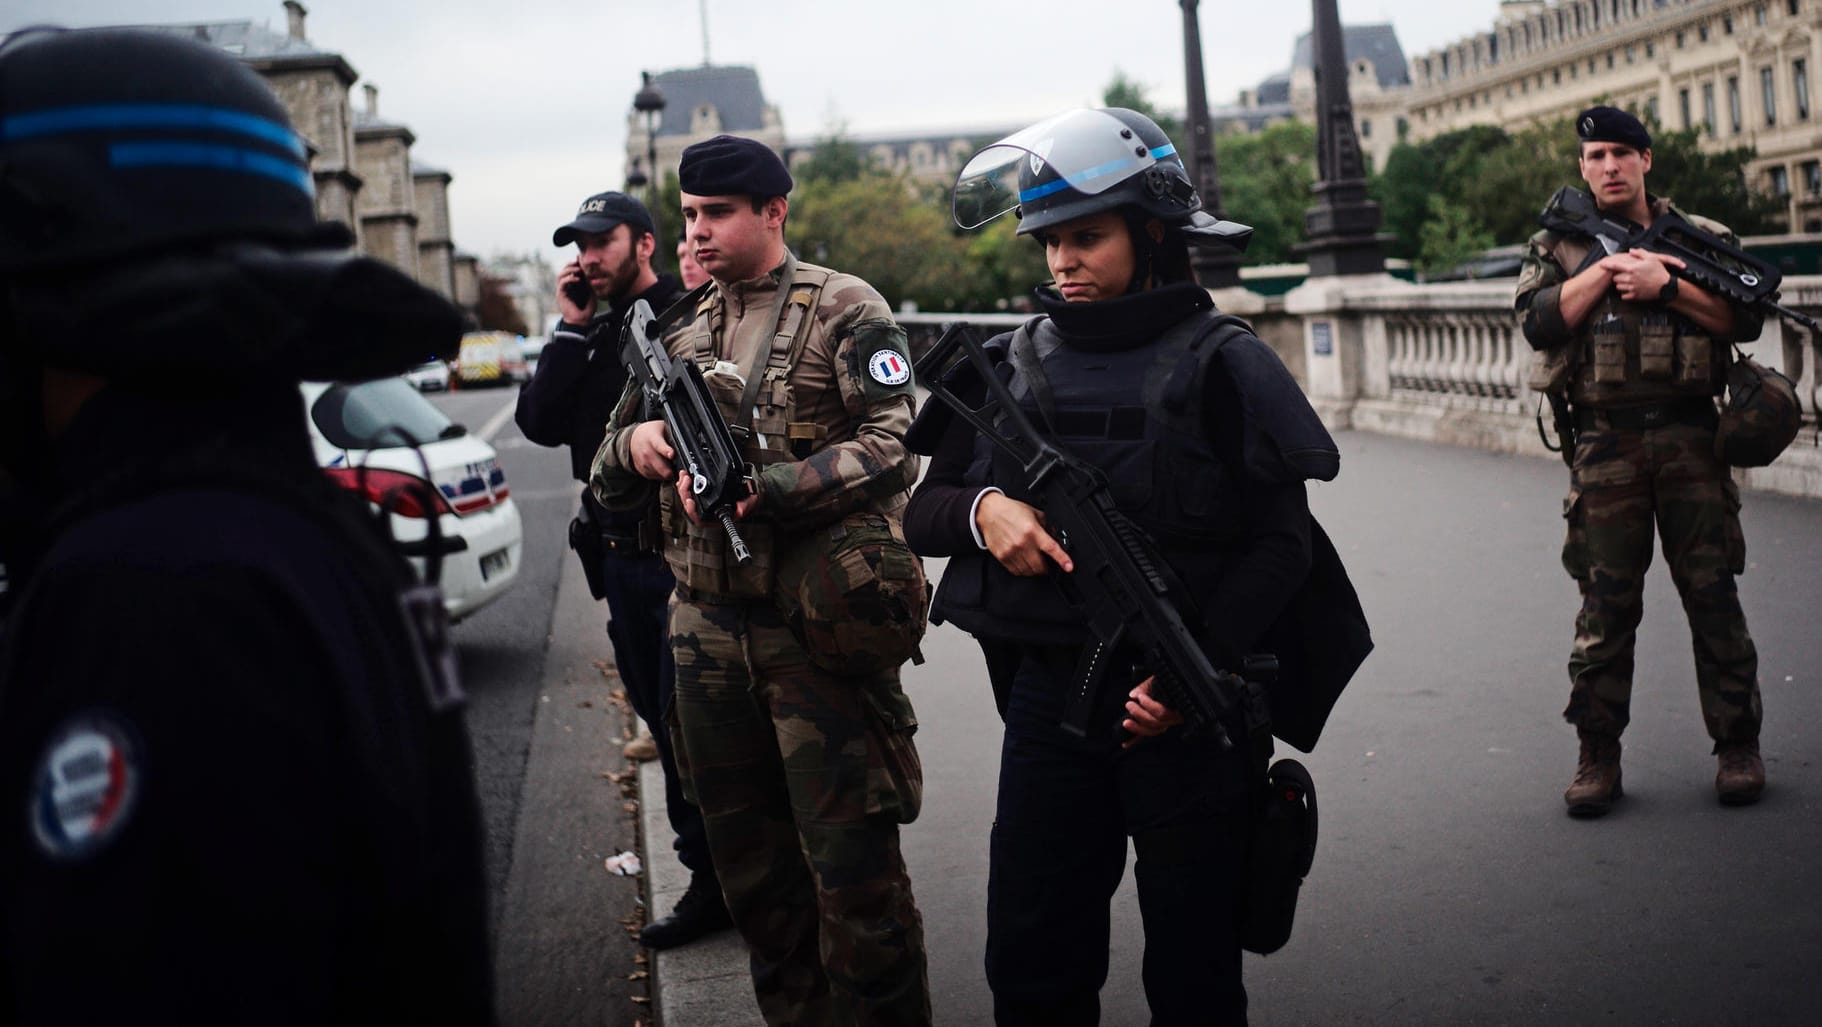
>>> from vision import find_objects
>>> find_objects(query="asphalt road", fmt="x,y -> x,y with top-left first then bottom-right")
424,384 -> 646,1026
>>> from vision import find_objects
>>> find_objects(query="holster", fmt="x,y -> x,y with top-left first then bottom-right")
567,497 -> 609,601
1239,758 -> 1318,956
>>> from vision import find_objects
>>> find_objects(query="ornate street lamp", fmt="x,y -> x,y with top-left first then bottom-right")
1180,0 -> 1241,288
633,71 -> 667,265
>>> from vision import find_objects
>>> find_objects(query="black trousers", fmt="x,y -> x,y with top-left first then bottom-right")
986,650 -> 1254,1027
601,550 -> 713,877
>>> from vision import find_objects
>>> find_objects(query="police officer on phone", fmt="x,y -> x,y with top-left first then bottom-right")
514,191 -> 729,948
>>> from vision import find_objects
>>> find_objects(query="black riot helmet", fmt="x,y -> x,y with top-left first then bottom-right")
952,107 -> 1253,252
0,27 -> 459,382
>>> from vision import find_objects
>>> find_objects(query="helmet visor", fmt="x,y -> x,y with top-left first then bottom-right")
951,108 -> 1174,230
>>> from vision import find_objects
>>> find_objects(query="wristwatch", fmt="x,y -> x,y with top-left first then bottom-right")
1657,275 -> 1680,303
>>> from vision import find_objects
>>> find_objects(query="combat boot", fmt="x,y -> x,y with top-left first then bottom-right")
639,871 -> 732,950
1564,732 -> 1622,818
1715,740 -> 1765,806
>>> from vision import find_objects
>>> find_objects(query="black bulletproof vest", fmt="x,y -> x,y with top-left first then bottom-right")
932,311 -> 1253,645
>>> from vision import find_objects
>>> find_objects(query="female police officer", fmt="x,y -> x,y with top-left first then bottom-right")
904,108 -> 1357,1026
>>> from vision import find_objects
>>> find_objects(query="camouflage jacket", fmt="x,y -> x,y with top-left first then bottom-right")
590,256 -> 919,596
1515,195 -> 1763,406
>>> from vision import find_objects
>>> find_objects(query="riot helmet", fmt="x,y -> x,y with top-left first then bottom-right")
0,27 -> 458,383
952,108 -> 1252,251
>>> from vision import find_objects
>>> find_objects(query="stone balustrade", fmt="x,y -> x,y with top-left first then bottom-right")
899,273 -> 1822,500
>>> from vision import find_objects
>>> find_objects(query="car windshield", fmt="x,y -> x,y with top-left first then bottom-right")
311,377 -> 454,450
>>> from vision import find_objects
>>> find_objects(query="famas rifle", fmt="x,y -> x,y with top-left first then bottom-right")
619,297 -> 753,565
914,321 -> 1271,748
1540,185 -> 1821,333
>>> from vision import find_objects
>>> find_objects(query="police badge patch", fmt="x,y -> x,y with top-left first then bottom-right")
30,713 -> 142,861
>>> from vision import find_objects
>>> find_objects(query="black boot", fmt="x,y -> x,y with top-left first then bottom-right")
640,872 -> 733,950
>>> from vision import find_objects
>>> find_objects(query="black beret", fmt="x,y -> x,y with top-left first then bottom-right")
553,191 -> 654,247
1576,105 -> 1651,151
678,135 -> 793,198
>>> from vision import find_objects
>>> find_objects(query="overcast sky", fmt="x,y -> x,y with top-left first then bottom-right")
5,1 -> 1507,263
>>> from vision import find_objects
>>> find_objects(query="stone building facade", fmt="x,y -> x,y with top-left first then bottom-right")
623,65 -> 786,194
353,83 -> 419,279
1406,0 -> 1822,230
414,162 -> 457,301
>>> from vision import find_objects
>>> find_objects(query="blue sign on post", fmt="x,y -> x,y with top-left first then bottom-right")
1311,320 -> 1334,356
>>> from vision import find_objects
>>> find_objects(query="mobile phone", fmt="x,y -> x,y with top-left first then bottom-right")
562,276 -> 592,309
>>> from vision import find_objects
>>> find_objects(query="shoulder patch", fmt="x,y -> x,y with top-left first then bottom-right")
31,712 -> 143,861
852,319 -> 915,399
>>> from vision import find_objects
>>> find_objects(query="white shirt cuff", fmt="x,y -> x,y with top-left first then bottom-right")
968,487 -> 1003,550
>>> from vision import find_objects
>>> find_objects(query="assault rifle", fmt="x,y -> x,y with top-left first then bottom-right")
914,321 -> 1271,748
1540,186 -> 1821,333
619,298 -> 753,565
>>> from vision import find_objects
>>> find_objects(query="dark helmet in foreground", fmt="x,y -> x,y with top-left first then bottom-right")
952,107 -> 1252,252
0,27 -> 458,381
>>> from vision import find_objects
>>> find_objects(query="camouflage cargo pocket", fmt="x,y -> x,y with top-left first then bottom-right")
1722,477 -> 1747,576
1561,486 -> 1591,582
1675,331 -> 1713,387
1639,319 -> 1674,381
1527,345 -> 1574,394
861,677 -> 923,825
775,512 -> 930,675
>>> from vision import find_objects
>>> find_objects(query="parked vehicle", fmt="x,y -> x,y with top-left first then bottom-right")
301,378 -> 523,621
520,334 -> 548,378
455,332 -> 527,388
404,358 -> 450,392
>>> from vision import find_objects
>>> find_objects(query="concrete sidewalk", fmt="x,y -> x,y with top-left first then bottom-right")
636,429 -> 1822,1025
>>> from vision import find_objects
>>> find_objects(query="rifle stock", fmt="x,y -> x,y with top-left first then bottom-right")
619,298 -> 753,565
915,322 -> 1270,748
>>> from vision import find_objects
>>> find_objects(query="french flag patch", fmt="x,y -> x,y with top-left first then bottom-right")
31,714 -> 142,861
868,350 -> 911,387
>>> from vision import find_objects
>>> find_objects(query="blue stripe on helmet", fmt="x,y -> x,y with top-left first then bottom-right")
1019,150 -> 1158,204
109,142 -> 314,196
1,103 -> 306,158
1151,143 -> 1176,159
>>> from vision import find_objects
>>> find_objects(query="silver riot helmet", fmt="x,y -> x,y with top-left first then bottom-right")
951,108 -> 1252,251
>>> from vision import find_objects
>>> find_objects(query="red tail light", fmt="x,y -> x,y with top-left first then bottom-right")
323,467 -> 454,519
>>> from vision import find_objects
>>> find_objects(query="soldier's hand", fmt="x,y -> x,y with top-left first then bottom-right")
676,472 -> 761,524
977,491 -> 1073,576
1599,249 -> 1683,302
1121,677 -> 1184,747
629,420 -> 676,481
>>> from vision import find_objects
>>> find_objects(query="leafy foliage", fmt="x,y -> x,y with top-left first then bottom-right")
1213,120 -> 1318,265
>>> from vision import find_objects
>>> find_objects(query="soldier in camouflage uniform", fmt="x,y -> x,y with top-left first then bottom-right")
591,135 -> 930,1026
1516,106 -> 1766,816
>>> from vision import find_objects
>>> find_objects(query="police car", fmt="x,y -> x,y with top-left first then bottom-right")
299,378 -> 523,622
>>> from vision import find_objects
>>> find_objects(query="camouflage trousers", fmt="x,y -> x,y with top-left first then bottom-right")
668,596 -> 930,1027
1560,421 -> 1761,744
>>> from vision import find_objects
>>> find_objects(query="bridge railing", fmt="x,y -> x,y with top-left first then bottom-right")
895,274 -> 1822,499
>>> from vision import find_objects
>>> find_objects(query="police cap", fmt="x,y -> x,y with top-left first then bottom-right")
1576,105 -> 1651,151
678,135 -> 793,198
552,191 -> 654,247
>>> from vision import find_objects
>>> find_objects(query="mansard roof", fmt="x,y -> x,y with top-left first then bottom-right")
1291,23 -> 1411,88
651,65 -> 772,136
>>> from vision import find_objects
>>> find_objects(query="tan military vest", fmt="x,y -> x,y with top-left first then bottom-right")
656,260 -> 832,599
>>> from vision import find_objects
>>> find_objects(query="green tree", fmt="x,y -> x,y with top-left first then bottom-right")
786,170 -> 971,312
1416,195 -> 1495,277
1636,120 -> 1782,234
795,127 -> 868,185
1102,70 -> 1182,142
1213,120 -> 1317,264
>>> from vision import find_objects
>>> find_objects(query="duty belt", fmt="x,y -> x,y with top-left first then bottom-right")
600,525 -> 659,556
1574,397 -> 1718,433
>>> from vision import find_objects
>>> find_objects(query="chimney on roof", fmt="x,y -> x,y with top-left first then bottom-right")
284,1 -> 307,41
364,83 -> 379,118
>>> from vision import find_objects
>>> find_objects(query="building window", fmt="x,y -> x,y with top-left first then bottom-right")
1589,57 -> 1597,74
1360,118 -> 1372,138
1804,160 -> 1822,195
1704,81 -> 1717,134
1756,3 -> 1767,27
1724,13 -> 1734,34
1554,68 -> 1562,84
1792,1 -> 1803,17
1571,63 -> 1579,80
1769,165 -> 1790,196
1607,52 -> 1615,70
1397,117 -> 1410,141
1626,45 -> 1635,64
1680,88 -> 1692,129
1677,30 -> 1685,48
1700,23 -> 1710,43
1646,42 -> 1655,59
1797,59 -> 1811,120
1763,66 -> 1778,126
1646,96 -> 1659,122
1729,76 -> 1743,133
